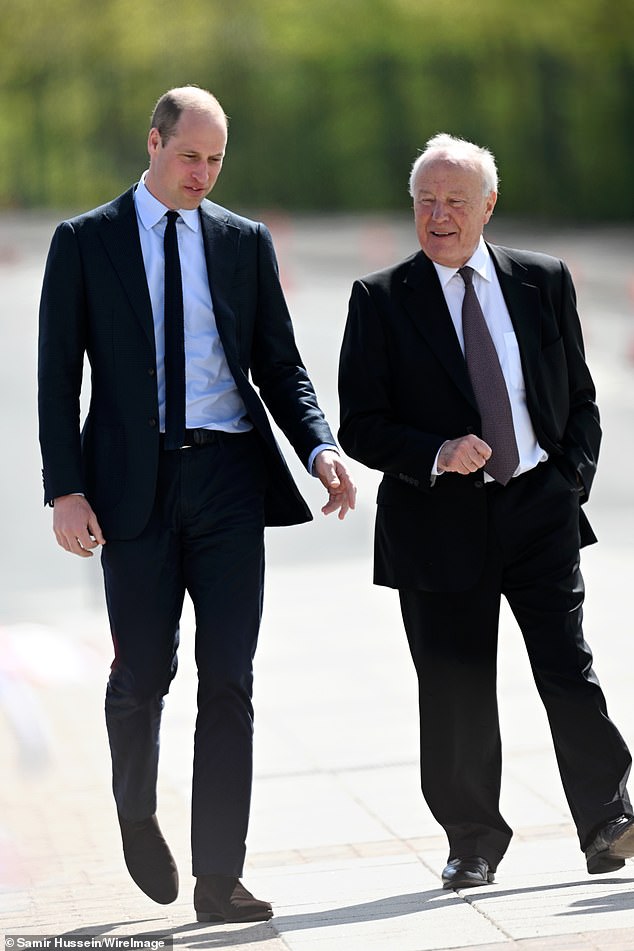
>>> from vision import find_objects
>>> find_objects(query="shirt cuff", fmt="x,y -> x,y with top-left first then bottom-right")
431,442 -> 448,477
431,441 -> 450,485
309,444 -> 339,475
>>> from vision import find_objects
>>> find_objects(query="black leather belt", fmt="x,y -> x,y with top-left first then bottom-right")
484,460 -> 545,489
160,428 -> 225,449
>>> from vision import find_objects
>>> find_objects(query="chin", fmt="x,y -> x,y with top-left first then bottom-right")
426,251 -> 456,267
424,241 -> 459,263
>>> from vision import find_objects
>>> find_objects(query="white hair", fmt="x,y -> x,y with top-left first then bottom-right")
408,133 -> 499,198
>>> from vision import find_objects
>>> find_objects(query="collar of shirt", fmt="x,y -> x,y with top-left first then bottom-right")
432,235 -> 492,290
134,173 -> 200,234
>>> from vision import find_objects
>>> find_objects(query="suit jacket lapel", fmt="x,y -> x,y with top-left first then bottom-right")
403,252 -> 477,410
99,187 -> 155,348
488,243 -> 542,409
199,202 -> 241,360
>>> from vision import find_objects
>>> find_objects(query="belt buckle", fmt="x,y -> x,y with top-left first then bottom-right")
179,428 -> 218,449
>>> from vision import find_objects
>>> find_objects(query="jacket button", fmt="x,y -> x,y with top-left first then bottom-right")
148,367 -> 156,377
148,417 -> 157,428
474,479 -> 484,489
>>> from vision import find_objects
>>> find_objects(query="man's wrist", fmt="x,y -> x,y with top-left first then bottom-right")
309,444 -> 339,475
432,441 -> 450,477
52,492 -> 85,506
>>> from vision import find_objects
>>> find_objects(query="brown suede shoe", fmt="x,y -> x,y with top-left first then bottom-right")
118,813 -> 179,904
194,875 -> 273,923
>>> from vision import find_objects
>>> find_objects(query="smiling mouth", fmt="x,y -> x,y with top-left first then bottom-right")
430,230 -> 456,237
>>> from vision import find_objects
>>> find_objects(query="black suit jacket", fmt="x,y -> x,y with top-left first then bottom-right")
38,187 -> 334,537
338,244 -> 601,592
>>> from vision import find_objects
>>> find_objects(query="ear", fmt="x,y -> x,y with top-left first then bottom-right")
147,127 -> 161,158
483,191 -> 497,224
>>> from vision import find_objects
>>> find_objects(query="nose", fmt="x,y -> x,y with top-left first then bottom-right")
191,162 -> 208,183
431,201 -> 448,221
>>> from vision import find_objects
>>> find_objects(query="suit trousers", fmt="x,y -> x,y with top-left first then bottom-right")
101,430 -> 266,878
399,460 -> 631,869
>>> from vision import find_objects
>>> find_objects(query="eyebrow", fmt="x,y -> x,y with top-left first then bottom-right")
417,190 -> 469,198
179,148 -> 225,158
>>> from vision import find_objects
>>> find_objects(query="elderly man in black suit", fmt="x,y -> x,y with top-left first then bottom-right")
338,133 -> 633,889
38,85 -> 355,922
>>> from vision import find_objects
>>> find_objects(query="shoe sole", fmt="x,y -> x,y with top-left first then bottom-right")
587,854 -> 625,875
196,911 -> 273,923
443,872 -> 494,890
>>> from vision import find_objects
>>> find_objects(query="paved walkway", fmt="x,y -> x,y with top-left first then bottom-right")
3,536 -> 634,950
2,215 -> 634,949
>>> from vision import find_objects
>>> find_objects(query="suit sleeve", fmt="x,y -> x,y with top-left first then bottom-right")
38,221 -> 87,504
556,261 -> 601,502
249,223 -> 335,466
338,279 -> 445,491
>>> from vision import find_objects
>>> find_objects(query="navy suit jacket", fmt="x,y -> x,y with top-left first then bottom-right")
338,244 -> 601,592
38,186 -> 334,537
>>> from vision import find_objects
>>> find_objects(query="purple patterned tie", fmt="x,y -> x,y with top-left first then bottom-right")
459,266 -> 519,485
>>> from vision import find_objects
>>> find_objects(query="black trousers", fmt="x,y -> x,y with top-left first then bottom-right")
399,461 -> 632,869
101,430 -> 266,878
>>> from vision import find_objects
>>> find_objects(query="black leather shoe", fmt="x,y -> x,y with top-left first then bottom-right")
586,815 -> 634,874
118,813 -> 179,904
442,856 -> 494,889
194,875 -> 273,923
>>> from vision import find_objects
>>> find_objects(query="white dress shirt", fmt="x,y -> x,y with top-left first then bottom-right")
432,236 -> 547,479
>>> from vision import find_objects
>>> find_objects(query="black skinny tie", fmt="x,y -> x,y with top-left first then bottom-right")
163,210 -> 186,450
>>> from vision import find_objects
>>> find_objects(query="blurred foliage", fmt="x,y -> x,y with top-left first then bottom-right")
1,0 -> 633,218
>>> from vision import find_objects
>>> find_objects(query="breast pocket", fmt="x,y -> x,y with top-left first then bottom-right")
503,332 -> 525,392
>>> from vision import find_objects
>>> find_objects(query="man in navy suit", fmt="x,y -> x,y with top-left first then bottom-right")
38,86 -> 355,922
338,133 -> 634,890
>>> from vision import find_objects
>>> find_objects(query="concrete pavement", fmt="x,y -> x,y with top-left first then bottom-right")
2,214 -> 634,949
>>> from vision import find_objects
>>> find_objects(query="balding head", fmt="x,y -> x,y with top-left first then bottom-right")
150,86 -> 228,146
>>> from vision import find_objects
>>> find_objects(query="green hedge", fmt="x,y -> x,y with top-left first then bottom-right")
1,0 -> 632,218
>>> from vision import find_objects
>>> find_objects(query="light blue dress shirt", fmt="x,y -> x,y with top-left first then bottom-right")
134,177 -> 252,434
134,177 -> 335,472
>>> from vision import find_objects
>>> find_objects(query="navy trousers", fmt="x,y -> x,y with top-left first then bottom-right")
102,430 -> 266,877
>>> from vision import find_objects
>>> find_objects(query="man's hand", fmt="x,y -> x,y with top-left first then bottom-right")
437,435 -> 492,476
313,450 -> 357,520
53,495 -> 106,557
